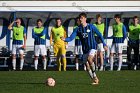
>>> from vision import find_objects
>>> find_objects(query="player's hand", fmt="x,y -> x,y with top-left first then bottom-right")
66,45 -> 68,49
104,46 -> 108,51
60,36 -> 65,41
50,43 -> 53,49
22,45 -> 26,50
50,45 -> 53,49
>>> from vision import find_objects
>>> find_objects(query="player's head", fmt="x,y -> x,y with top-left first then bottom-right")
36,19 -> 43,28
15,18 -> 21,26
79,12 -> 87,25
55,18 -> 62,27
133,16 -> 139,24
96,14 -> 102,23
76,17 -> 81,26
114,14 -> 121,23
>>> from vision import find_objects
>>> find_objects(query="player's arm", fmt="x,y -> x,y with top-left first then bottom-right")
64,28 -> 68,45
50,29 -> 53,45
32,29 -> 38,39
23,28 -> 27,49
92,25 -> 107,50
45,27 -> 50,40
122,25 -> 127,41
103,23 -> 106,38
62,28 -> 77,42
8,21 -> 16,30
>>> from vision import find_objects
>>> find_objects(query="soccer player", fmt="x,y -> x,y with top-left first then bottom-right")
50,18 -> 67,71
94,14 -> 105,71
32,19 -> 49,70
8,18 -> 26,71
74,17 -> 86,71
109,14 -> 127,71
61,13 -> 108,85
127,16 -> 140,70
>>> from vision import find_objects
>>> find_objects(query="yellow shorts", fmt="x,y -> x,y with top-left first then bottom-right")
53,41 -> 66,56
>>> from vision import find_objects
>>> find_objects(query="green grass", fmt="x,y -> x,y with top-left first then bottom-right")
0,71 -> 140,93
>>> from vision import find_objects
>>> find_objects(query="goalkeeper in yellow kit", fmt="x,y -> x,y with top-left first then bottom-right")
50,18 -> 67,71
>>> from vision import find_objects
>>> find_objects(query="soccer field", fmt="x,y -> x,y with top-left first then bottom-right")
0,71 -> 139,93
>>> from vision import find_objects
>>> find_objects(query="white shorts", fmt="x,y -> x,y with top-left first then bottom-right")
74,45 -> 83,55
83,49 -> 97,63
12,45 -> 24,55
34,45 -> 47,56
110,43 -> 123,53
97,43 -> 104,52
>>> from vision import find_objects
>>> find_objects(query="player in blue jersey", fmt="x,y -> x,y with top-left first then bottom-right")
61,13 -> 108,85
109,14 -> 127,71
32,19 -> 49,70
8,18 -> 26,71
74,17 -> 86,71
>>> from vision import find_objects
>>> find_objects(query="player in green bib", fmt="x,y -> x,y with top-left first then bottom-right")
127,16 -> 140,70
94,14 -> 105,71
8,18 -> 26,71
110,14 -> 127,71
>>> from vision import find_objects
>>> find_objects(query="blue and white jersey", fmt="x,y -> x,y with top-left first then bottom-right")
32,27 -> 49,45
65,23 -> 106,54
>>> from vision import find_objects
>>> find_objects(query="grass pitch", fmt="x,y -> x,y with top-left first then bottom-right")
0,71 -> 139,93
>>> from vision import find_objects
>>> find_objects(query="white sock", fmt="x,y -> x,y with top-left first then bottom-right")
91,62 -> 95,71
34,60 -> 38,70
76,63 -> 79,70
88,69 -> 93,79
43,59 -> 47,70
84,64 -> 86,71
12,59 -> 16,70
110,56 -> 114,70
93,71 -> 97,78
100,65 -> 103,71
118,55 -> 122,70
20,59 -> 24,70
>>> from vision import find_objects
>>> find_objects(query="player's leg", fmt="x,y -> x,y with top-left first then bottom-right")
99,43 -> 104,71
74,46 -> 79,70
133,44 -> 139,70
117,43 -> 123,71
110,44 -> 115,71
12,45 -> 17,70
19,45 -> 24,71
95,52 -> 98,71
34,45 -> 40,70
54,44 -> 61,71
127,44 -> 133,69
88,49 -> 99,85
99,51 -> 104,71
41,45 -> 47,70
75,55 -> 79,70
61,45 -> 67,71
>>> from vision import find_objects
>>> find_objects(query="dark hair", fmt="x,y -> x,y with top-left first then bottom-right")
16,18 -> 21,21
37,19 -> 42,23
133,16 -> 139,19
79,12 -> 87,18
76,16 -> 80,20
114,14 -> 121,19
96,14 -> 102,19
55,18 -> 62,22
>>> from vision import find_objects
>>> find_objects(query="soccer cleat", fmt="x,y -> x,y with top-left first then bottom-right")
91,77 -> 99,85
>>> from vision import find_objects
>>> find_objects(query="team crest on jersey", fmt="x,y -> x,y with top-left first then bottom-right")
87,29 -> 90,33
